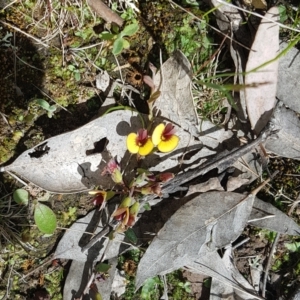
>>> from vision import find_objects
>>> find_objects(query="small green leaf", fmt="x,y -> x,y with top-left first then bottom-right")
13,189 -> 29,206
34,203 -> 57,234
95,262 -> 111,273
122,39 -> 130,49
285,242 -> 300,252
35,99 -> 51,110
112,38 -> 124,55
278,5 -> 288,23
125,228 -> 137,244
121,23 -> 139,37
67,64 -> 75,71
106,191 -> 115,201
48,105 -> 57,112
141,277 -> 161,299
99,32 -> 115,40
74,72 -> 81,81
143,202 -> 151,211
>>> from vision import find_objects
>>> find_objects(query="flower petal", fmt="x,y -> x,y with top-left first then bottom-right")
158,135 -> 179,152
89,190 -> 104,195
152,123 -> 165,146
138,138 -> 154,156
163,123 -> 176,138
112,207 -> 127,217
138,128 -> 148,142
126,133 -> 139,154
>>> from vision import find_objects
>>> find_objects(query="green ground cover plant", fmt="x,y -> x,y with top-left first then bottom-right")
0,0 -> 300,299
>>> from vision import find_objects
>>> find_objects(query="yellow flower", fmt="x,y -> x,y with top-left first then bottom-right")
152,123 -> 179,153
126,129 -> 154,156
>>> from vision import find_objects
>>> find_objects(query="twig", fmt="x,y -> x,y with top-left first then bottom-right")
288,194 -> 300,216
31,83 -> 71,113
163,126 -> 277,194
0,262 -> 14,300
21,254 -> 54,280
15,53 -> 44,72
232,237 -> 250,250
81,218 -> 119,253
0,21 -> 49,48
0,111 -> 13,131
262,233 -> 280,298
3,170 -> 28,186
82,273 -> 95,297
81,225 -> 110,253
1,0 -> 18,10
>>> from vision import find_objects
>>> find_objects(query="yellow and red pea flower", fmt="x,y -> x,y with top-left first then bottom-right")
112,198 -> 140,229
126,129 -> 154,156
152,123 -> 179,153
89,190 -> 107,206
89,190 -> 115,207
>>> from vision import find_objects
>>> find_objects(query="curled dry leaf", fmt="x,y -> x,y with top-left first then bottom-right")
209,247 -> 259,300
135,191 -> 255,289
249,197 -> 300,235
54,210 -> 131,262
87,0 -> 123,27
265,104 -> 300,160
1,110 -> 204,193
153,50 -> 199,136
277,42 -> 300,114
245,6 -> 279,134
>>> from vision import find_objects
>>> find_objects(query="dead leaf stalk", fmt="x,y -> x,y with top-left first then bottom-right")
163,126 -> 276,195
262,232 -> 280,298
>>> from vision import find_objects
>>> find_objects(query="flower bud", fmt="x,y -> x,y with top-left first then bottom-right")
111,169 -> 123,184
119,197 -> 132,208
129,202 -> 140,216
158,172 -> 174,182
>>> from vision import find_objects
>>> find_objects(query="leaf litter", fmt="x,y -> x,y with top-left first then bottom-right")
1,2 -> 300,300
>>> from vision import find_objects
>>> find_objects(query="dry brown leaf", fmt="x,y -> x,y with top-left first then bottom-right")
245,7 -> 279,134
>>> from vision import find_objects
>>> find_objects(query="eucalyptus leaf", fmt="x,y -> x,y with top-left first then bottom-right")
265,104 -> 300,160
245,7 -> 279,134
54,209 -> 132,262
135,191 -> 254,288
277,41 -> 300,113
63,258 -> 118,300
34,203 -> 57,234
13,188 -> 29,206
153,50 -> 199,136
188,248 -> 259,299
1,109 -> 204,193
249,197 -> 300,235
